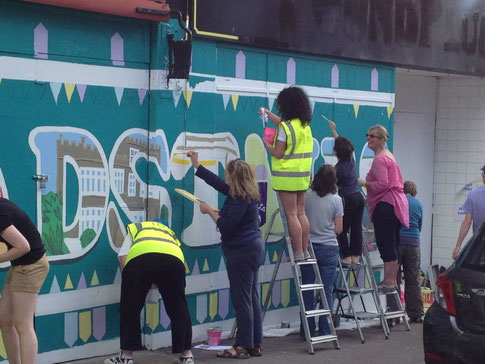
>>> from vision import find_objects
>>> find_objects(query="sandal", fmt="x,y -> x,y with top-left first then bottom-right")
247,344 -> 262,357
216,346 -> 249,359
376,282 -> 396,293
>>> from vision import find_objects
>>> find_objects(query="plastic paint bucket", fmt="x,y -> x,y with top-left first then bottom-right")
263,127 -> 277,144
207,327 -> 222,346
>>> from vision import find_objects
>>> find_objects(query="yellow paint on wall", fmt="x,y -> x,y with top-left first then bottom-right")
79,311 -> 92,343
387,106 -> 394,119
353,104 -> 360,118
145,302 -> 159,331
281,280 -> 290,307
0,78 -> 2,86
202,259 -> 209,272
64,83 -> 75,103
183,91 -> 193,107
90,271 -> 99,286
185,261 -> 190,273
272,250 -> 278,263
262,283 -> 270,306
0,330 -> 7,359
65,274 -> 74,290
209,292 -> 218,319
231,94 -> 239,110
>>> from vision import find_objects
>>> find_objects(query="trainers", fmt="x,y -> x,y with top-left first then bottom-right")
104,355 -> 134,364
303,250 -> 311,260
173,356 -> 194,364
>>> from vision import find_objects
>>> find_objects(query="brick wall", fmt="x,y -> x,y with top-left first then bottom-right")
433,77 -> 485,267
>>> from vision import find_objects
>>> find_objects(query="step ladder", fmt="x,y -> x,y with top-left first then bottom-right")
260,202 -> 339,354
334,229 -> 410,341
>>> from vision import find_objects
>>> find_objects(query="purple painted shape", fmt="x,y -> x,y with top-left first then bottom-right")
76,84 -> 87,103
254,165 -> 267,180
111,32 -> 125,66
272,280 -> 281,307
64,312 -> 78,347
77,273 -> 87,290
92,307 -> 106,340
191,260 -> 200,275
34,23 -> 48,59
235,51 -> 246,79
218,289 -> 230,319
159,300 -> 171,328
371,68 -> 379,91
286,58 -> 296,85
331,65 -> 339,88
138,89 -> 147,105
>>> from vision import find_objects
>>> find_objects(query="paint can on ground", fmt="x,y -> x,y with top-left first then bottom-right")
207,327 -> 222,346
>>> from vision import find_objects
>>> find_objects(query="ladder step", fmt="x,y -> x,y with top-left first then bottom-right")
310,334 -> 339,344
296,259 -> 317,265
305,309 -> 331,318
340,263 -> 365,269
340,311 -> 381,320
300,283 -> 324,291
335,287 -> 374,294
384,311 -> 407,319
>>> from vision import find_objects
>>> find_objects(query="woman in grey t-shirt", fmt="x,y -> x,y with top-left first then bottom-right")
300,165 -> 343,336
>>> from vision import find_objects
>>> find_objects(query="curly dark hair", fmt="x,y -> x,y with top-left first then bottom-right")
311,164 -> 337,197
276,86 -> 312,126
334,136 -> 354,160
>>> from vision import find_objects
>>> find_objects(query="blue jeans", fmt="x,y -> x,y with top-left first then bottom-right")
300,244 -> 339,336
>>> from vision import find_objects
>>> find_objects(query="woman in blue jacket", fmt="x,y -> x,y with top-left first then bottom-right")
187,152 -> 264,359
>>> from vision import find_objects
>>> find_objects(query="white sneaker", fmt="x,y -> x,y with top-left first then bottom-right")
173,356 -> 194,364
104,355 -> 134,364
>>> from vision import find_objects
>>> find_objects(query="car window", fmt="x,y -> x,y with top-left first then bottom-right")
462,228 -> 485,271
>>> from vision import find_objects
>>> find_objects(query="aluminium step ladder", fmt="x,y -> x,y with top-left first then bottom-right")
334,230 -> 410,341
260,203 -> 339,354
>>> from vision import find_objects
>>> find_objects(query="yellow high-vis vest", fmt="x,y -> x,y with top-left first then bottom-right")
125,221 -> 184,266
271,118 -> 313,191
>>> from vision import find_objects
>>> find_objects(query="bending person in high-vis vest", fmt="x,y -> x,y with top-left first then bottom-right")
105,220 -> 194,364
261,86 -> 313,261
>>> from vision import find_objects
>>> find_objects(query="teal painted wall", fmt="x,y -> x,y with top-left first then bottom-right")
0,1 -> 395,361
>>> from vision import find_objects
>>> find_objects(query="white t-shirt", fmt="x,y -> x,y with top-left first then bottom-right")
118,234 -> 133,257
277,124 -> 287,142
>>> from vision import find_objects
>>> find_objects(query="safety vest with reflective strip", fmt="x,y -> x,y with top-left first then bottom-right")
125,221 -> 184,266
271,118 -> 313,191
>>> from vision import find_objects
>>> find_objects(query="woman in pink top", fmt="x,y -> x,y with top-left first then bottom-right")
363,125 -> 409,292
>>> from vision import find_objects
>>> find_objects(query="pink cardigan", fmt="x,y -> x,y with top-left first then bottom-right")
366,154 -> 409,227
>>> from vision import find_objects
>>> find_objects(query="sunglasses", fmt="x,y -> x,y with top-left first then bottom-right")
366,133 -> 381,139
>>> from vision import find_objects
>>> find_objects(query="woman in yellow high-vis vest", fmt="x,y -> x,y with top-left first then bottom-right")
261,86 -> 313,261
105,220 -> 194,364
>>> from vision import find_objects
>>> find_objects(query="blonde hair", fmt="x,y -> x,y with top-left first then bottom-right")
226,159 -> 260,202
369,125 -> 389,141
403,180 -> 417,196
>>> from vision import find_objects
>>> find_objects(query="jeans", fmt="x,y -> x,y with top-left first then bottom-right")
300,244 -> 339,336
225,238 -> 265,348
399,244 -> 424,319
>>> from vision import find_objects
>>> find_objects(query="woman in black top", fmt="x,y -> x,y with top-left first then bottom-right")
0,198 -> 49,364
187,152 -> 264,359
328,120 -> 365,264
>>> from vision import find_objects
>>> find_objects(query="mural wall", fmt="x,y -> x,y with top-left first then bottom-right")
0,1 -> 395,362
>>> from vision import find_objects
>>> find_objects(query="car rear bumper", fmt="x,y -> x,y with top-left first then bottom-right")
423,302 -> 485,364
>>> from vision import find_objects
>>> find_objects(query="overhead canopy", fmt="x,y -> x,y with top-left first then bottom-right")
21,0 -> 170,22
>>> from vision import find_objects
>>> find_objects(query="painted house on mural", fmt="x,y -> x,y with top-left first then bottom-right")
0,0 -> 484,362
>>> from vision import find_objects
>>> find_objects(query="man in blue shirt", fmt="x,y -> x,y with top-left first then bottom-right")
399,181 -> 424,323
453,165 -> 485,260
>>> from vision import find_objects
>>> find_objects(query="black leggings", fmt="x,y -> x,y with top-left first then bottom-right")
373,202 -> 402,262
337,192 -> 365,257
120,253 -> 192,353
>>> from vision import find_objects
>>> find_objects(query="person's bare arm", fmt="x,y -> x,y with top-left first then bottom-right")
260,107 -> 283,126
453,213 -> 472,260
328,120 -> 339,139
0,225 -> 31,263
263,139 -> 286,159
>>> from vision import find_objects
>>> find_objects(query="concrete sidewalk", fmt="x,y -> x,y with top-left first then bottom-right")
63,322 -> 424,364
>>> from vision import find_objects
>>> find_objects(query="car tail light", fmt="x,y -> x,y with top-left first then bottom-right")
435,274 -> 456,316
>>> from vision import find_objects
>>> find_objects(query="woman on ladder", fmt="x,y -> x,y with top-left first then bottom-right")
261,86 -> 314,261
